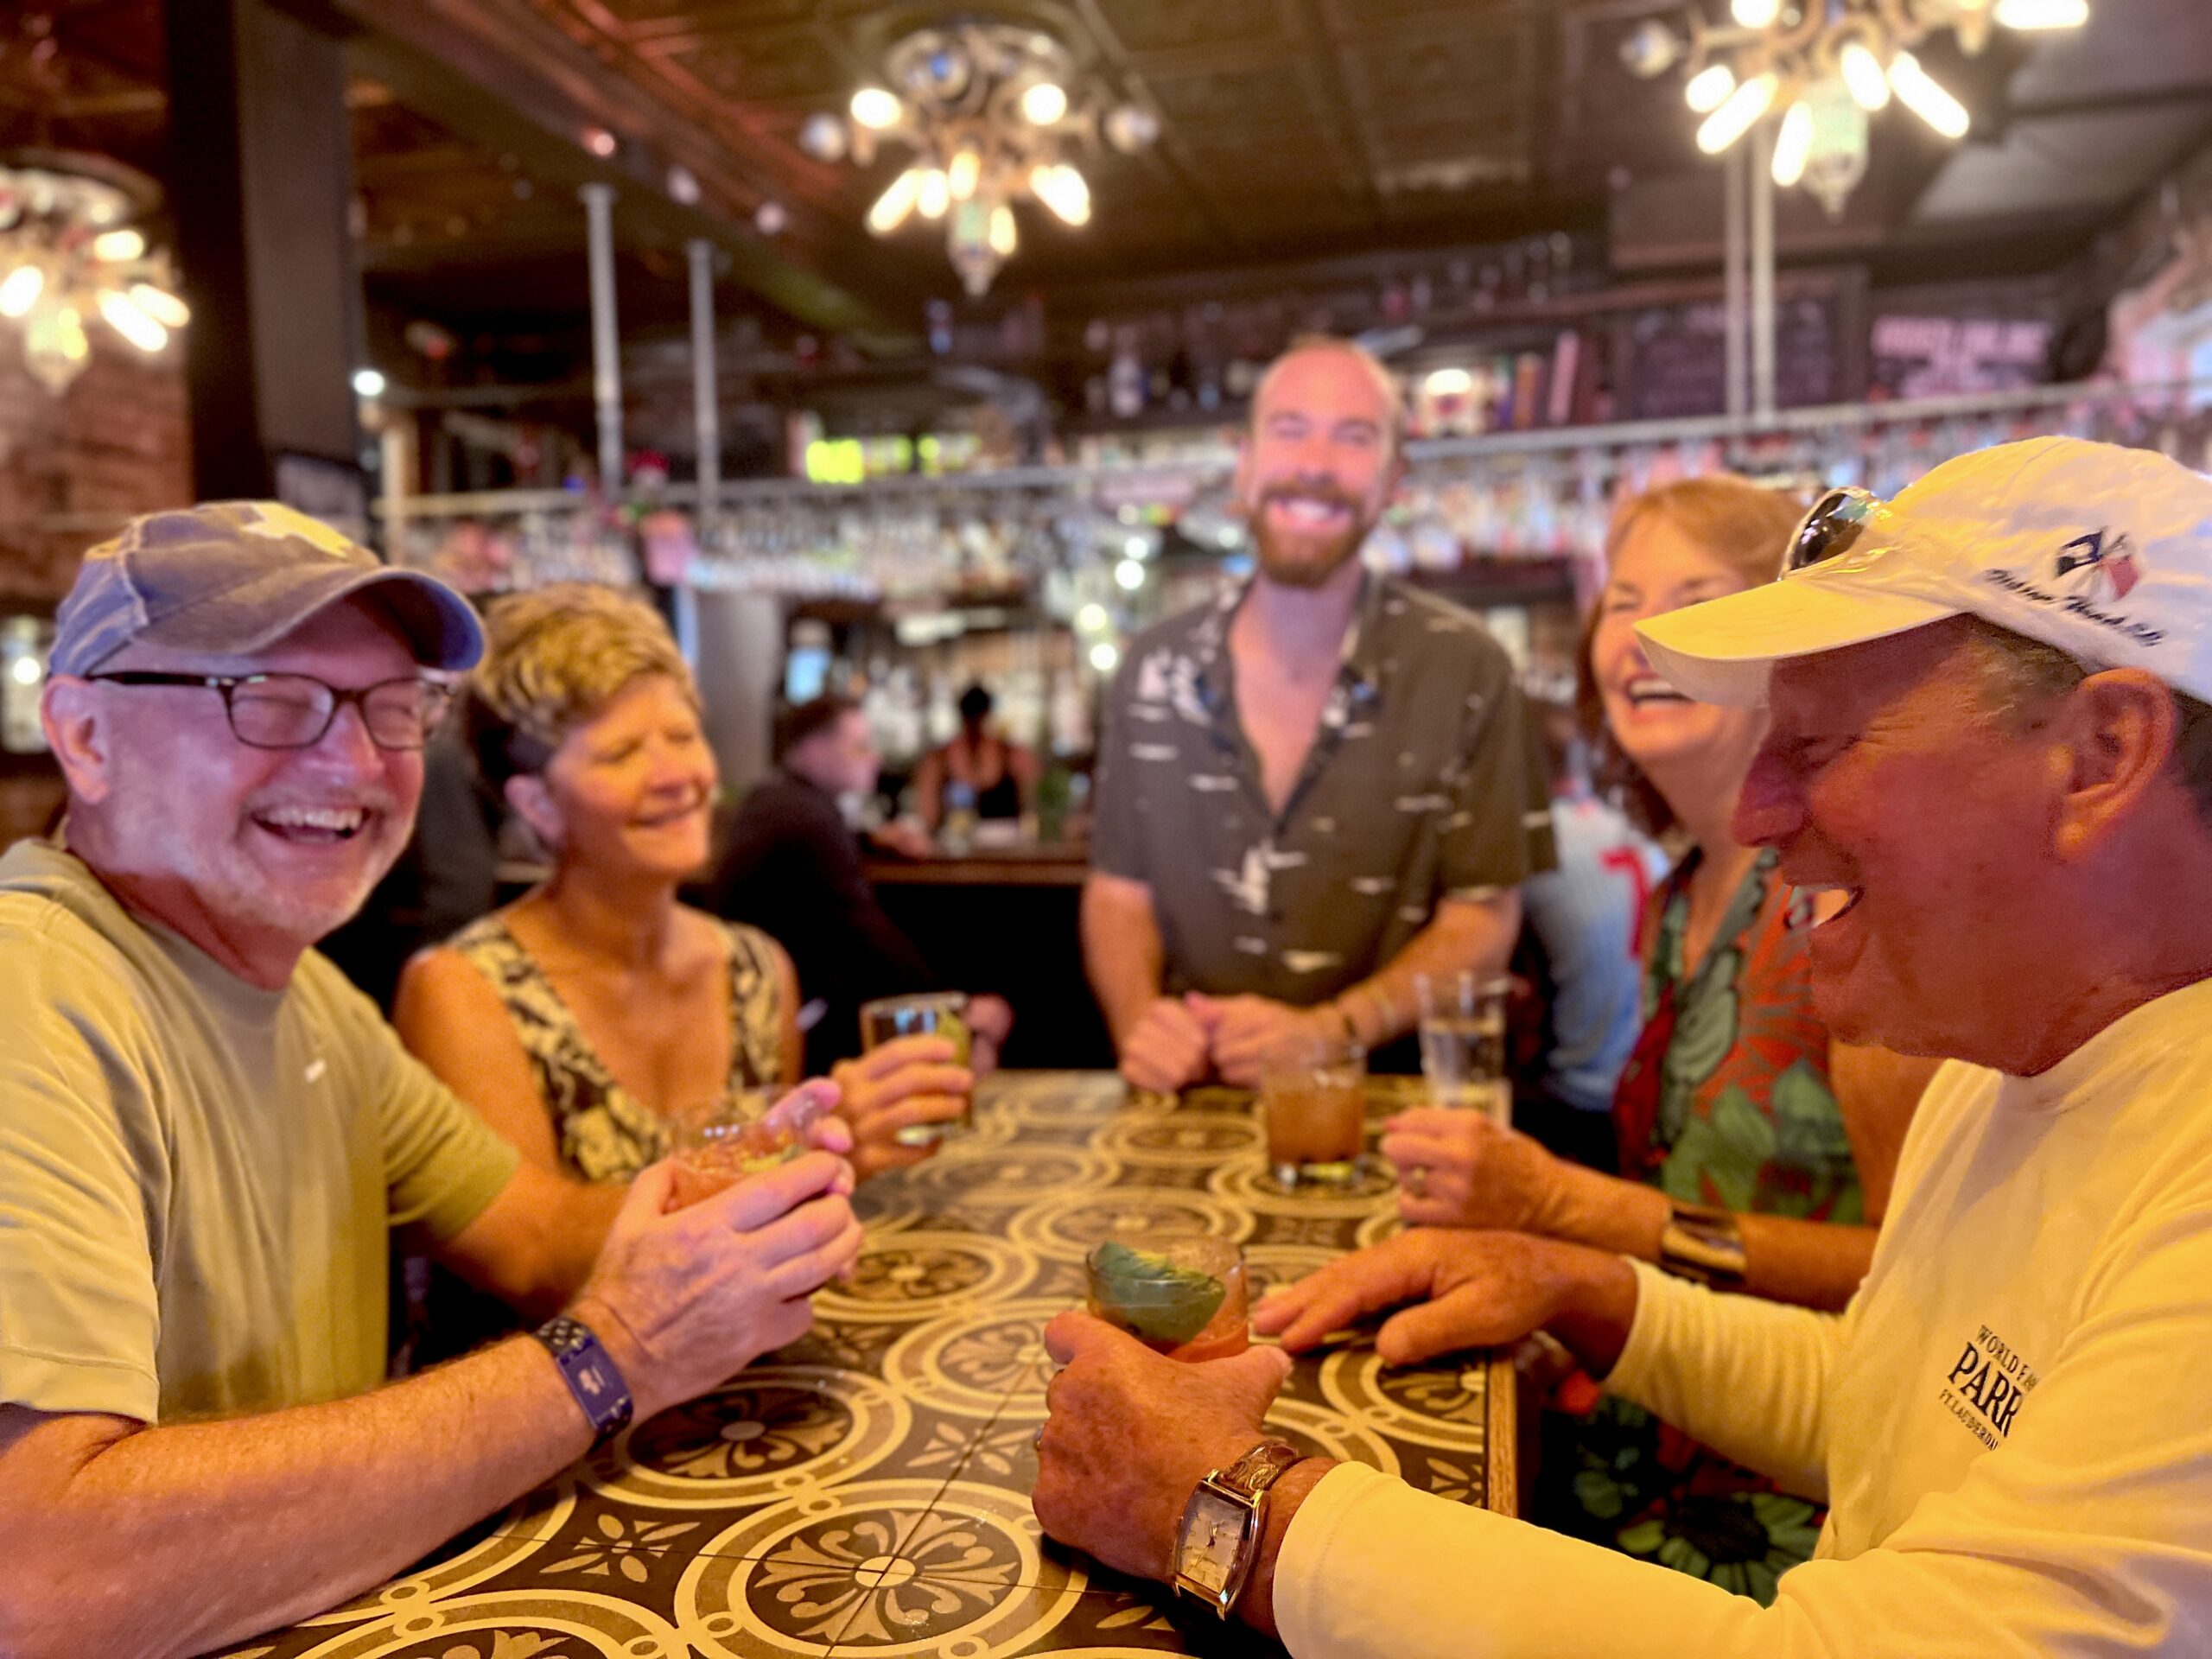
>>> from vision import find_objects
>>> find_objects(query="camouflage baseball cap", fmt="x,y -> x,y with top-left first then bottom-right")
50,501 -> 483,677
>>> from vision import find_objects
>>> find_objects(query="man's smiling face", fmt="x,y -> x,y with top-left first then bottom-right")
1234,347 -> 1400,589
80,600 -> 427,957
1732,618 -> 2054,1060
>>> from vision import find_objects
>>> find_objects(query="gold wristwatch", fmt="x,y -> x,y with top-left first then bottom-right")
1171,1438 -> 1305,1618
1658,1200 -> 1749,1289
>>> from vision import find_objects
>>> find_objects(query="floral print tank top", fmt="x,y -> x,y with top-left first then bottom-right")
449,912 -> 785,1183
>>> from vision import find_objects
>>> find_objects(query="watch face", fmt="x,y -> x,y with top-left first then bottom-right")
1178,1489 -> 1253,1603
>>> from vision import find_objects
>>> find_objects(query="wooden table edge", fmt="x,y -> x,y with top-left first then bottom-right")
1486,1347 -> 1520,1517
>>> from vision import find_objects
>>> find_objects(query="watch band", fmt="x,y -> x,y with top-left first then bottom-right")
1211,1438 -> 1304,1501
1658,1201 -> 1749,1289
532,1315 -> 634,1443
1172,1438 -> 1305,1619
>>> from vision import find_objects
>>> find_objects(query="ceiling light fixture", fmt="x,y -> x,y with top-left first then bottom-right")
0,152 -> 188,394
1621,0 -> 2088,216
798,21 -> 1159,296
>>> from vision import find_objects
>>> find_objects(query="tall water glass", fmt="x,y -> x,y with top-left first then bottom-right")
1415,971 -> 1512,1126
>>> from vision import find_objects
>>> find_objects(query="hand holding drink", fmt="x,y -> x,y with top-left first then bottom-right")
859,992 -> 976,1147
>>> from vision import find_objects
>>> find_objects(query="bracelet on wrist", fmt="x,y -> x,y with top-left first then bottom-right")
1657,1201 -> 1749,1289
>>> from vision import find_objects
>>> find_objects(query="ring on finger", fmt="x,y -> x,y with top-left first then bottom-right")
1405,1166 -> 1428,1199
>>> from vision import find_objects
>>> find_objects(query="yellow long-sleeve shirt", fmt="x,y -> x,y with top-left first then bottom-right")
1277,975 -> 2212,1656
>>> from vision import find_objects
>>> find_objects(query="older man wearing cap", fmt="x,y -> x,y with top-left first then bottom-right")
0,504 -> 862,1658
1031,436 -> 2212,1653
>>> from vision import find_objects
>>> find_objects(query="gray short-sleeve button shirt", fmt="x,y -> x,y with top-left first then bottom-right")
1090,572 -> 1557,1004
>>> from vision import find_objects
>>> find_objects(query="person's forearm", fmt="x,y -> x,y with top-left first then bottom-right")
1548,1166 -> 1874,1313
10,1338 -> 591,1659
1079,880 -> 1166,1045
442,1170 -> 629,1324
1234,1457 -> 1338,1641
1331,894 -> 1521,1047
1237,1250 -> 1631,1639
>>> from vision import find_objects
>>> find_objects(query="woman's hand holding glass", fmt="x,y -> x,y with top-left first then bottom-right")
830,1035 -> 976,1180
1381,1105 -> 1579,1233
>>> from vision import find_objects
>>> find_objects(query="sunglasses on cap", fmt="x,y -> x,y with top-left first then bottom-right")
1786,486 -> 1887,573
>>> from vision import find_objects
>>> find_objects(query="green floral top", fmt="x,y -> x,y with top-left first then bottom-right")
1541,847 -> 1862,1604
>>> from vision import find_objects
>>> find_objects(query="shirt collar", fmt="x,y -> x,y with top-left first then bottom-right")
1189,565 -> 1387,719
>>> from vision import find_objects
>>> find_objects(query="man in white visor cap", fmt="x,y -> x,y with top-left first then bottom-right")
1030,435 -> 2212,1656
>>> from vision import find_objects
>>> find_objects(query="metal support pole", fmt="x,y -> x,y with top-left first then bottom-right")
1723,142 -> 1749,421
1749,121 -> 1777,419
581,182 -> 623,492
680,237 -> 717,668
688,238 -> 721,524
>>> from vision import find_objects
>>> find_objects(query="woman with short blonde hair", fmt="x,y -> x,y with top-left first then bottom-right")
397,582 -> 968,1189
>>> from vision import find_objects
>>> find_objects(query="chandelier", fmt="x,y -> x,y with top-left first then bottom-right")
1620,0 -> 2089,217
798,21 -> 1160,296
0,150 -> 188,395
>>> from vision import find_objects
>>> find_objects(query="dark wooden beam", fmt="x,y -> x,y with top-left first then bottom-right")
168,0 -> 365,500
303,0 -> 917,350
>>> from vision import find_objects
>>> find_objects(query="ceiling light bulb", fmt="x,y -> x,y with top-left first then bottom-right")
1684,63 -> 1737,113
1771,99 -> 1814,185
866,168 -> 925,234
1994,0 -> 2088,27
1103,104 -> 1160,153
1731,0 -> 1782,27
127,283 -> 188,327
9,656 -> 39,687
54,306 -> 88,361
1889,51 -> 1969,138
1029,162 -> 1090,226
948,145 -> 982,201
353,367 -> 387,398
988,202 -> 1017,257
96,289 -> 167,353
917,168 -> 950,219
1020,81 -> 1068,125
1696,72 -> 1778,154
1090,640 -> 1121,672
1839,41 -> 1891,110
849,86 -> 902,130
0,264 -> 43,317
1113,559 -> 1144,591
91,228 -> 145,262
798,111 -> 849,162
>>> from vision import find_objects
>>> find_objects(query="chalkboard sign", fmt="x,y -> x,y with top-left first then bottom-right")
1619,295 -> 1844,420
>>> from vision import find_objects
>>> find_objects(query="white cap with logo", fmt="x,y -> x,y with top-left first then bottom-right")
1635,436 -> 2212,708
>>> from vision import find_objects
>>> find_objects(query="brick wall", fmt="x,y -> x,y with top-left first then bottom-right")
0,334 -> 193,603
0,329 -> 192,848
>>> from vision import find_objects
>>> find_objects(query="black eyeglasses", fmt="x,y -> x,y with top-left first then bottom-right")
86,671 -> 454,752
1787,486 -> 1886,573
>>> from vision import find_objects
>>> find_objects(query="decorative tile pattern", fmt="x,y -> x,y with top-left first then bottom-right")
218,1073 -> 1509,1657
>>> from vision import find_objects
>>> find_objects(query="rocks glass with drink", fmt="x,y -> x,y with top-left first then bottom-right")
1415,970 -> 1512,1126
667,1084 -> 832,1209
1257,1035 -> 1368,1190
1084,1236 -> 1250,1362
859,991 -> 974,1147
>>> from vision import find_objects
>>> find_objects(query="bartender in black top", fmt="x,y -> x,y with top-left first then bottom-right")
707,695 -> 1014,1071
913,683 -> 1041,833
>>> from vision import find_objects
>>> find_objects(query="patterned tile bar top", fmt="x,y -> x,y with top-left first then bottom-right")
215,1072 -> 1513,1659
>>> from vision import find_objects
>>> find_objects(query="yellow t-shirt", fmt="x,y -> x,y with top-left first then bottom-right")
0,840 -> 519,1423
